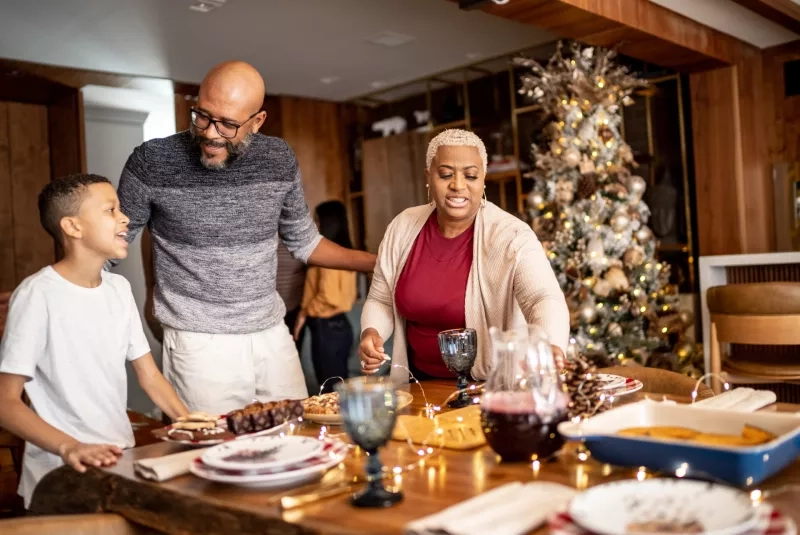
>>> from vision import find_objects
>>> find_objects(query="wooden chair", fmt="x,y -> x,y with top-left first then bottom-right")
0,513 -> 156,534
707,282 -> 800,396
599,365 -> 713,400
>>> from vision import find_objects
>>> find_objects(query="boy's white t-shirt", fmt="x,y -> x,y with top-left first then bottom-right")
0,266 -> 150,508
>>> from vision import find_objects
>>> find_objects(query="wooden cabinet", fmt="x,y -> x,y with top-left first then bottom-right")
361,132 -> 428,253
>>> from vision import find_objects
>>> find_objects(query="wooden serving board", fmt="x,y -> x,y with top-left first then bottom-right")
391,405 -> 485,450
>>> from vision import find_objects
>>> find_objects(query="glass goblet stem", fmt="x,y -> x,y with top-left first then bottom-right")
448,373 -> 471,408
352,449 -> 403,508
365,450 -> 383,487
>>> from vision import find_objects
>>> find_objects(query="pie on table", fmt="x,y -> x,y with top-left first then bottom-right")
302,392 -> 340,415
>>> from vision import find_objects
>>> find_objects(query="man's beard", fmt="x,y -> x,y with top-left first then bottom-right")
190,127 -> 253,170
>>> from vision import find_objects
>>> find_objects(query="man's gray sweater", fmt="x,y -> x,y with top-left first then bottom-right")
117,131 -> 321,334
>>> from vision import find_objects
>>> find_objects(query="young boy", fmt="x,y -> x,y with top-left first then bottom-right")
0,174 -> 189,509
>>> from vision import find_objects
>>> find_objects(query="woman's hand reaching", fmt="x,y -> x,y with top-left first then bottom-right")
358,328 -> 390,375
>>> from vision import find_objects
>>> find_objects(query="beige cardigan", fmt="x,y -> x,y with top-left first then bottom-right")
361,201 -> 569,384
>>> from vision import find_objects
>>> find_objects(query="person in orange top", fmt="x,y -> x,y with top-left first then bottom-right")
294,201 -> 358,393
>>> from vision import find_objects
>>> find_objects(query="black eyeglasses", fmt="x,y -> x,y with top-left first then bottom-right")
190,108 -> 259,139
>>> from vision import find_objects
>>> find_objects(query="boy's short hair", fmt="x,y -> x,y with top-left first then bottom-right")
38,174 -> 112,246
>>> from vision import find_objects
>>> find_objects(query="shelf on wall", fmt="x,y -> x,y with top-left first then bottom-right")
486,170 -> 519,181
657,243 -> 690,252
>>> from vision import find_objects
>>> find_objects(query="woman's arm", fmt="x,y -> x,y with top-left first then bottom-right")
359,227 -> 398,372
512,234 -> 570,356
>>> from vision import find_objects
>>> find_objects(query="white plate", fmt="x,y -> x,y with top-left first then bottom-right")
304,390 -> 414,425
201,435 -> 324,471
596,374 -> 627,391
607,378 -> 643,397
569,479 -> 758,535
189,439 -> 348,489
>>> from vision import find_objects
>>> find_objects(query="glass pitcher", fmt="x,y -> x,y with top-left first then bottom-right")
480,324 -> 570,462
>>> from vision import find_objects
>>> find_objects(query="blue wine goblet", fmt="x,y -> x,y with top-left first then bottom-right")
336,376 -> 403,508
438,328 -> 478,408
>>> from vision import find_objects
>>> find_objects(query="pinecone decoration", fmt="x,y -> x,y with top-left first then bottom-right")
562,357 -> 613,420
577,174 -> 597,200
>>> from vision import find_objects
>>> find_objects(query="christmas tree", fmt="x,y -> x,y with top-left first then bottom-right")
518,42 -> 703,377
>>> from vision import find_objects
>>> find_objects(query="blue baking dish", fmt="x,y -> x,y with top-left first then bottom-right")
557,400 -> 800,487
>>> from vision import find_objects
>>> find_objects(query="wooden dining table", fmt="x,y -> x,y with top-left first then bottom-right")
29,380 -> 800,535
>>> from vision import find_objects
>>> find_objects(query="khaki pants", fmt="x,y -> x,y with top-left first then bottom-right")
161,322 -> 308,414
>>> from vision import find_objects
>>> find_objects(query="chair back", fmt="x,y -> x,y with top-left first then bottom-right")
599,365 -> 712,400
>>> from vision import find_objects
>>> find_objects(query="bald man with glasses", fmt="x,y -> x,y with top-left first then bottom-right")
116,61 -> 375,415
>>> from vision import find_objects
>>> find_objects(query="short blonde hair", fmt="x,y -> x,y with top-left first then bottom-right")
425,129 -> 488,174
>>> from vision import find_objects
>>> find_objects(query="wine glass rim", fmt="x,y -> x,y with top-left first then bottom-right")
438,328 -> 477,336
334,375 -> 394,393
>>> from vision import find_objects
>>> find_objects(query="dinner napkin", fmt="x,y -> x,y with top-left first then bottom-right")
693,387 -> 777,412
134,448 -> 209,482
405,482 -> 578,535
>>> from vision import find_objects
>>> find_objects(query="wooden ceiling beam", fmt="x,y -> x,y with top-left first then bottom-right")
463,0 -> 759,72
0,57 -> 199,94
730,0 -> 800,35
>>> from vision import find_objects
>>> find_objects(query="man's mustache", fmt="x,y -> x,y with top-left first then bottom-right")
201,139 -> 228,149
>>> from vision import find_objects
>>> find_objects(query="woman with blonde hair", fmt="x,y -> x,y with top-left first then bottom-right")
359,129 -> 569,383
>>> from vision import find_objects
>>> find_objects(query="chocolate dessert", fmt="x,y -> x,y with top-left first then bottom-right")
225,399 -> 304,436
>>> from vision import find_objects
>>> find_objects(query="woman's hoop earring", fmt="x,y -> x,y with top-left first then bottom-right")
483,186 -> 487,204
426,184 -> 432,205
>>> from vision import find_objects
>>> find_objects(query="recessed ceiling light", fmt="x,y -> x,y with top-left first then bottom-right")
365,31 -> 416,47
320,77 -> 340,85
189,0 -> 228,13
370,81 -> 387,89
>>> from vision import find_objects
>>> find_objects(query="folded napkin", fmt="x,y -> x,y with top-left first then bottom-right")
405,482 -> 577,535
134,448 -> 209,482
693,387 -> 777,412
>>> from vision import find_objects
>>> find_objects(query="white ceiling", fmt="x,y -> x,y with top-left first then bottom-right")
0,0 -> 554,101
649,0 -> 798,49
0,0 -> 796,102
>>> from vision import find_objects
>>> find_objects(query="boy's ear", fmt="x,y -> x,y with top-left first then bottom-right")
59,216 -> 82,240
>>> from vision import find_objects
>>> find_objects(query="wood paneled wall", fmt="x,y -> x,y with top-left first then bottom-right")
279,97 -> 348,211
0,102 -> 55,291
764,41 -> 800,164
689,50 -> 774,256
362,132 -> 428,253
174,94 -> 195,133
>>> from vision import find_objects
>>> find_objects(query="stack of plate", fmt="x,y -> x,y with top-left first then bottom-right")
554,479 -> 795,535
189,435 -> 347,488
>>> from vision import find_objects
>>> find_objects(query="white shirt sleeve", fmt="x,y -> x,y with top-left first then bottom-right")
0,285 -> 48,380
125,289 -> 150,362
